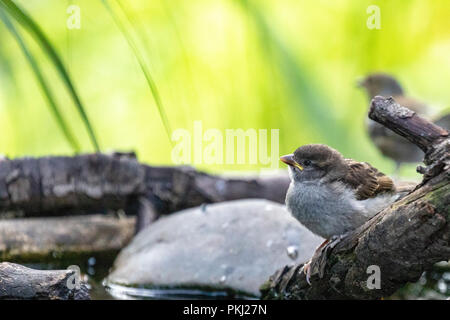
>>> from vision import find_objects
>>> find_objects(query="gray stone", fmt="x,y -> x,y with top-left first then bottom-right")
106,199 -> 323,298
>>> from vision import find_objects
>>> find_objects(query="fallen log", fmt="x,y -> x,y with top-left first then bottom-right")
0,262 -> 90,299
0,152 -> 289,225
0,215 -> 135,263
261,95 -> 449,300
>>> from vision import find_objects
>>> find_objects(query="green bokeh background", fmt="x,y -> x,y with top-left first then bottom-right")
1,0 -> 450,177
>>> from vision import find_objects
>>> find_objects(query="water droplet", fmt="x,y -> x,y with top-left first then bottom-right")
88,257 -> 96,266
87,266 -> 95,276
219,275 -> 227,284
437,280 -> 447,293
221,264 -> 234,275
442,272 -> 450,281
286,245 -> 299,260
266,240 -> 273,248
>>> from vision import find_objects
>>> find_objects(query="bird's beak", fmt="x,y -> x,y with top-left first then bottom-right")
280,154 -> 303,171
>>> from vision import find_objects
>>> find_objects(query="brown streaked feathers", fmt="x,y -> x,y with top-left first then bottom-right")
342,159 -> 395,200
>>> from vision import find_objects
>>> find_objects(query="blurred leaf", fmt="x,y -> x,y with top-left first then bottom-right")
0,24 -> 18,96
160,0 -> 198,102
0,0 -> 100,152
103,0 -> 173,145
238,0 -> 348,151
0,10 -> 80,152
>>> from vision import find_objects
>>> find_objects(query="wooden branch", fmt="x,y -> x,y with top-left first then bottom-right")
0,215 -> 135,263
369,96 -> 448,153
261,96 -> 449,300
370,96 -> 449,181
0,262 -> 90,299
0,153 -> 289,223
0,153 -> 146,216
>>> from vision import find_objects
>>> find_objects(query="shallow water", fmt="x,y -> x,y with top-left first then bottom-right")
26,257 -> 450,300
23,256 -> 114,300
391,261 -> 450,300
104,283 -> 257,300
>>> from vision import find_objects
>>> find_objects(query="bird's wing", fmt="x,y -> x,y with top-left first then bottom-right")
342,159 -> 395,200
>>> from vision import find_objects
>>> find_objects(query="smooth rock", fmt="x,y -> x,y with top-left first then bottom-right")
106,199 -> 323,298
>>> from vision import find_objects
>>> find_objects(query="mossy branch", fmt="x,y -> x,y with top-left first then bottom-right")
261,96 -> 449,300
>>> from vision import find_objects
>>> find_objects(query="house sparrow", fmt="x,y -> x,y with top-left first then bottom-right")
281,144 -> 412,282
358,73 -> 450,172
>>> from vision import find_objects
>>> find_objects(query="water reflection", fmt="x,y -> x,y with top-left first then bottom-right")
22,257 -> 450,300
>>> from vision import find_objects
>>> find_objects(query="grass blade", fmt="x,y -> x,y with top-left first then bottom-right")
103,0 -> 173,145
0,10 -> 80,152
0,0 -> 100,151
238,0 -> 348,151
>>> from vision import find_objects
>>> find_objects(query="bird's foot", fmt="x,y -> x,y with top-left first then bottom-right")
303,233 -> 348,285
302,259 -> 312,285
329,233 -> 348,246
302,239 -> 329,285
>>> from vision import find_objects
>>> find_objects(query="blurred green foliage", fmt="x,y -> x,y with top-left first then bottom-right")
1,0 -> 450,176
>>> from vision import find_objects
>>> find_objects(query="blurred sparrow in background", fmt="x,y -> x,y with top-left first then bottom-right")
358,73 -> 450,174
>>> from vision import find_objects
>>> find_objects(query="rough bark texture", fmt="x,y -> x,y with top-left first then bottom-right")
0,152 -> 145,216
369,96 -> 449,153
0,262 -> 90,299
0,215 -> 135,263
369,96 -> 449,182
261,96 -> 449,300
0,152 -> 289,225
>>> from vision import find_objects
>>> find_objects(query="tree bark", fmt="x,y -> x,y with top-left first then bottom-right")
0,262 -> 90,299
261,95 -> 449,300
0,152 -> 289,224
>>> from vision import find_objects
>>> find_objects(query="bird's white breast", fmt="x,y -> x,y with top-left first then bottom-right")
285,179 -> 397,238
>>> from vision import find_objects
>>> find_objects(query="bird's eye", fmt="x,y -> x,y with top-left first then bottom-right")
303,160 -> 311,166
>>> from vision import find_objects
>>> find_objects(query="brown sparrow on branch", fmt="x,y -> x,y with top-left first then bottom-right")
281,144 -> 413,283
